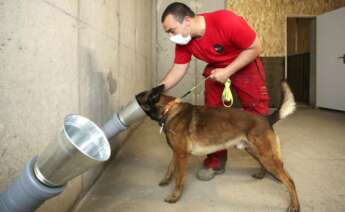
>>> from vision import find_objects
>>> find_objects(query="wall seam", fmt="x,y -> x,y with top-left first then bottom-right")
76,0 -> 85,203
153,0 -> 158,86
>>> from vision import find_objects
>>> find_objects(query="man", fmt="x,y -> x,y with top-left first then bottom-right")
159,2 -> 270,181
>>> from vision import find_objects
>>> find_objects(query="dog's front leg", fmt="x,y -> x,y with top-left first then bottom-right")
164,152 -> 187,203
159,153 -> 175,186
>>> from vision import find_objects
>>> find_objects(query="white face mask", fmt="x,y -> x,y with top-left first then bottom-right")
169,34 -> 191,45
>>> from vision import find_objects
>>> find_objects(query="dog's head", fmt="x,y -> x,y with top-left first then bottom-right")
135,84 -> 174,122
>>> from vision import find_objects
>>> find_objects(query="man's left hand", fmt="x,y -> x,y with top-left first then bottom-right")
209,68 -> 231,83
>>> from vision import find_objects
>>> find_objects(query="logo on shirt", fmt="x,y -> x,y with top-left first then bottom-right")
213,44 -> 224,54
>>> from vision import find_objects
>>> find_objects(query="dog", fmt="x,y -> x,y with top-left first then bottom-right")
135,81 -> 300,212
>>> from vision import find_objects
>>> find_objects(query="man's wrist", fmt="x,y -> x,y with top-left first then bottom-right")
159,81 -> 169,91
224,65 -> 235,78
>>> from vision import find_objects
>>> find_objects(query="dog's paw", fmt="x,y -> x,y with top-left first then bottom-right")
251,169 -> 266,179
287,205 -> 300,212
251,171 -> 266,179
158,178 -> 171,187
164,194 -> 179,203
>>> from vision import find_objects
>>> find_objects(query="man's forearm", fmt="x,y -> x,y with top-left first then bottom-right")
224,47 -> 260,77
159,64 -> 188,91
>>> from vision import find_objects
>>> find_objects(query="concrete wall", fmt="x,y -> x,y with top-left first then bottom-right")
154,0 -> 226,105
0,0 -> 153,211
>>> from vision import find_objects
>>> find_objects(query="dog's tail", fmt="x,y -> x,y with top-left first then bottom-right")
267,80 -> 296,125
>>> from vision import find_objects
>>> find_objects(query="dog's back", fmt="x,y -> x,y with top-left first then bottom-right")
163,81 -> 296,155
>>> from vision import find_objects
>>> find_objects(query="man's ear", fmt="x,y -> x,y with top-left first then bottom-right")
149,84 -> 165,103
184,16 -> 192,25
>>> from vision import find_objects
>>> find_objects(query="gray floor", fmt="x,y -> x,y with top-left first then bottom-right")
73,107 -> 345,212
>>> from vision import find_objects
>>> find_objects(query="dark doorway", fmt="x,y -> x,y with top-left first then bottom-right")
286,17 -> 316,105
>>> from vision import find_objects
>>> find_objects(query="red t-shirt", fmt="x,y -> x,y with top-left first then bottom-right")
174,10 -> 256,66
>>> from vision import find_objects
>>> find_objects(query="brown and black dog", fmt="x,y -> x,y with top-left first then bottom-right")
135,81 -> 299,212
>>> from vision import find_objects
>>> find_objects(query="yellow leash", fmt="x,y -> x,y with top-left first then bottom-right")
222,79 -> 233,107
180,76 -> 234,107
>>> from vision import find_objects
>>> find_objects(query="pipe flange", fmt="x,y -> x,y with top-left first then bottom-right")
33,161 -> 65,188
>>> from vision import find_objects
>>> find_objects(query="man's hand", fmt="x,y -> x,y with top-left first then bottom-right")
209,36 -> 262,84
209,68 -> 231,84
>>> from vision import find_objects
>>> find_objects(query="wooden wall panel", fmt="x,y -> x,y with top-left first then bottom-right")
227,0 -> 345,56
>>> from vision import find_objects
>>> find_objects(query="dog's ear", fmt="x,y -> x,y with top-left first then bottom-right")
135,91 -> 150,110
135,84 -> 165,111
151,84 -> 165,94
148,84 -> 165,103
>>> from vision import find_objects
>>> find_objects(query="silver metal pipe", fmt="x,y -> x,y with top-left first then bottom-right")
0,96 -> 146,211
101,113 -> 127,139
101,97 -> 146,139
34,114 -> 111,187
118,98 -> 146,126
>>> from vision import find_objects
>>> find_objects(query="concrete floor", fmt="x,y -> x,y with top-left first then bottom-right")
73,107 -> 345,212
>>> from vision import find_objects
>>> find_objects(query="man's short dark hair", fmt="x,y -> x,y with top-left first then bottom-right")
161,2 -> 195,23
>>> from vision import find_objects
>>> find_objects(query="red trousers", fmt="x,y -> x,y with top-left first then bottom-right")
202,58 -> 270,169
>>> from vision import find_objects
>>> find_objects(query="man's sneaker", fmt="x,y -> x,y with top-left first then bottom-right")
196,167 -> 225,181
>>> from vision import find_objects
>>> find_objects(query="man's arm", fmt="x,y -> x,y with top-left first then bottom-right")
225,36 -> 262,76
159,63 -> 189,91
209,36 -> 262,83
